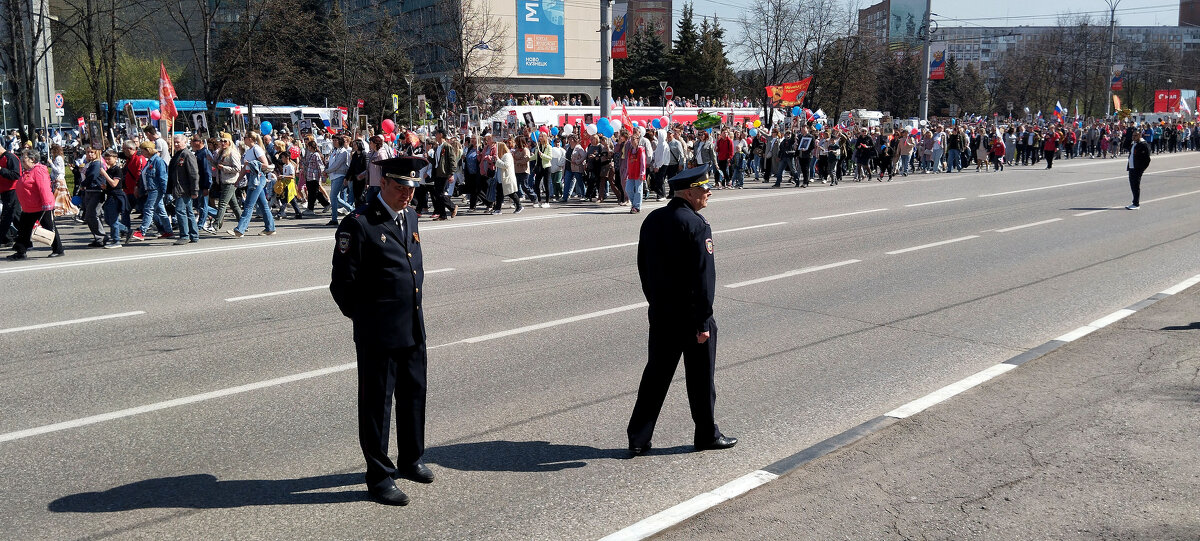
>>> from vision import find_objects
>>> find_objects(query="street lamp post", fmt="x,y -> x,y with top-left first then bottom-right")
404,73 -> 414,130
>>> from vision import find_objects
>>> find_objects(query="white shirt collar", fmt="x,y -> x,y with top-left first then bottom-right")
377,193 -> 404,221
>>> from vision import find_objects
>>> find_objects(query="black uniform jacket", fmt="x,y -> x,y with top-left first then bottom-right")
331,195 -> 426,349
637,197 -> 716,334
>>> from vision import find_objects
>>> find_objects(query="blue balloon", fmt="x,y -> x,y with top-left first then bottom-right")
597,117 -> 611,129
791,106 -> 801,116
600,125 -> 614,138
550,126 -> 559,136
260,120 -> 273,135
531,131 -> 539,142
748,128 -> 758,136
814,123 -> 823,130
651,118 -> 662,129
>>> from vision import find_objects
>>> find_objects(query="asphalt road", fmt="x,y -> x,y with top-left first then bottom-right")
3,152 -> 1200,540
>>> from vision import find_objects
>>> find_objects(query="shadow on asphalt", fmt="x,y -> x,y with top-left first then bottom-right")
425,440 -> 692,472
47,472 -> 363,512
1161,322 -> 1200,330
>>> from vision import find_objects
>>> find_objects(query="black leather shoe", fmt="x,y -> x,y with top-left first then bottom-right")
6,252 -> 27,261
47,252 -> 65,258
395,462 -> 434,484
367,484 -> 410,506
695,435 -> 738,451
629,443 -> 652,457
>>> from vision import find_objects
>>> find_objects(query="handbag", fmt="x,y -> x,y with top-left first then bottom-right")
31,222 -> 56,246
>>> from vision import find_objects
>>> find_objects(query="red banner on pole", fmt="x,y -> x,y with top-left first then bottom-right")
765,77 -> 812,107
158,63 -> 178,120
1154,89 -> 1180,113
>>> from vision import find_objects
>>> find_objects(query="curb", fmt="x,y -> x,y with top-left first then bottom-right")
598,272 -> 1200,541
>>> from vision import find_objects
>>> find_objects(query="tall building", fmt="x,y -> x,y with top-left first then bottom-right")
857,0 -> 889,42
391,0 -> 603,103
1182,0 -> 1200,27
2,0 -> 58,129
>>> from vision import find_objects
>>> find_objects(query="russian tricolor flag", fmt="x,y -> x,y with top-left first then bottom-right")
1053,101 -> 1065,121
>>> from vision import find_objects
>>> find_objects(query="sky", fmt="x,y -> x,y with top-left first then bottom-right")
682,0 -> 1180,42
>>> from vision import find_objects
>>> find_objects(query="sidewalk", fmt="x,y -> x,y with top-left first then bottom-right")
656,286 -> 1200,540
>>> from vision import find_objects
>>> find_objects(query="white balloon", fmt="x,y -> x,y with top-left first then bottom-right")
561,124 -> 573,135
586,123 -> 598,135
611,119 -> 622,131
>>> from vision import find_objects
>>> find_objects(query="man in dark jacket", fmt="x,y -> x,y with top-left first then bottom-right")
191,137 -> 215,233
429,128 -> 458,220
0,148 -> 23,247
627,164 -> 737,457
331,156 -> 433,506
1126,131 -> 1151,210
167,134 -> 200,244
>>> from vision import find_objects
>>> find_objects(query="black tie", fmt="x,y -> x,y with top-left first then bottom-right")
396,209 -> 405,235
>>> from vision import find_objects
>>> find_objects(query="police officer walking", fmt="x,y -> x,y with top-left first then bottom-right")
627,164 -> 737,457
330,155 -> 435,506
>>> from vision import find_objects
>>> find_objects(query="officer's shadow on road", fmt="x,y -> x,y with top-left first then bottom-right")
47,472 -> 364,512
425,440 -> 692,472
1161,322 -> 1200,330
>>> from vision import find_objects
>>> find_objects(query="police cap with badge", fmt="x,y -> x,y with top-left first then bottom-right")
668,164 -> 714,193
375,155 -> 429,188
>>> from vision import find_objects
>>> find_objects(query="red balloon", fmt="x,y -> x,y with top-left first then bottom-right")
381,119 -> 396,133
289,146 -> 300,160
150,110 -> 161,120
539,125 -> 549,133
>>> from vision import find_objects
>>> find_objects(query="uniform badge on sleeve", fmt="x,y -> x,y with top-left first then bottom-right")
381,234 -> 387,243
706,238 -> 714,254
337,232 -> 351,254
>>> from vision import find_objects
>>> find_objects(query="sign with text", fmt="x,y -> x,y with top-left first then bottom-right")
517,0 -> 565,75
1154,89 -> 1180,113
612,2 -> 628,59
765,77 -> 812,107
929,42 -> 946,80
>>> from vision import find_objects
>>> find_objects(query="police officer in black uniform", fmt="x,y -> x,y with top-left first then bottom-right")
330,155 -> 434,506
627,164 -> 737,457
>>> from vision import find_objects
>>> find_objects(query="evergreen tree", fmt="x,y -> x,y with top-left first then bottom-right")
929,55 -> 960,116
698,17 -> 736,100
614,24 -> 670,102
669,2 -> 703,99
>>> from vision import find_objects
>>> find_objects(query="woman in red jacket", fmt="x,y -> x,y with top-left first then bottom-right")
8,148 -> 64,260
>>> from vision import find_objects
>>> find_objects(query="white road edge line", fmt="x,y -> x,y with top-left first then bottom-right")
502,223 -> 786,263
224,268 -> 456,301
597,470 -> 779,541
808,208 -> 887,220
0,301 -> 648,443
724,259 -> 861,289
994,218 -> 1063,233
884,363 -> 1017,419
1161,273 -> 1200,295
885,235 -> 979,255
905,197 -> 965,207
1142,188 -> 1200,204
1073,208 -> 1116,217
1054,309 -> 1137,342
0,311 -> 146,335
978,165 -> 1200,198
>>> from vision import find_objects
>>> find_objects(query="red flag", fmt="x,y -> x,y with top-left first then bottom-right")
158,63 -> 178,120
621,103 -> 632,130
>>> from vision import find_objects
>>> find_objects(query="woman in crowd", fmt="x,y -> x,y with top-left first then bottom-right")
7,148 -> 63,260
511,135 -> 533,204
491,142 -> 523,215
48,144 -> 76,217
300,139 -> 330,215
533,133 -> 552,207
624,129 -> 647,214
229,131 -> 276,238
211,132 -> 244,229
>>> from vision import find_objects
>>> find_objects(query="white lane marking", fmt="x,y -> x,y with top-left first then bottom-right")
808,208 -> 888,220
979,165 -> 1200,198
885,235 -> 979,255
225,285 -> 328,302
459,302 -> 648,343
223,268 -> 456,301
1054,308 -> 1137,342
905,197 -> 965,207
1142,188 -> 1200,204
884,363 -> 1017,419
1074,208 -> 1116,217
503,242 -> 639,263
724,259 -> 861,289
994,218 -> 1063,233
0,301 -> 646,442
0,311 -> 146,335
712,221 -> 787,234
1161,273 -> 1200,295
502,222 -> 786,263
598,470 -> 779,541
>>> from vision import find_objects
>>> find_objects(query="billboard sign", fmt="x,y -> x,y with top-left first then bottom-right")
888,0 -> 925,52
613,2 -> 628,59
1154,89 -> 1181,113
929,42 -> 946,80
517,0 -> 565,75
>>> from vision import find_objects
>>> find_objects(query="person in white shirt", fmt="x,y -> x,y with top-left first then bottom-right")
325,134 -> 353,225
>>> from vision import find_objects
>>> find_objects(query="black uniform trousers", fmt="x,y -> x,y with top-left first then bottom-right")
356,341 -> 427,491
1128,168 -> 1143,206
0,189 -> 18,243
628,318 -> 721,447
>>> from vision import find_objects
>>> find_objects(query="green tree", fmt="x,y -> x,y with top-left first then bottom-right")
614,23 -> 670,101
697,17 -> 736,99
929,55 -> 960,116
669,2 -> 703,99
